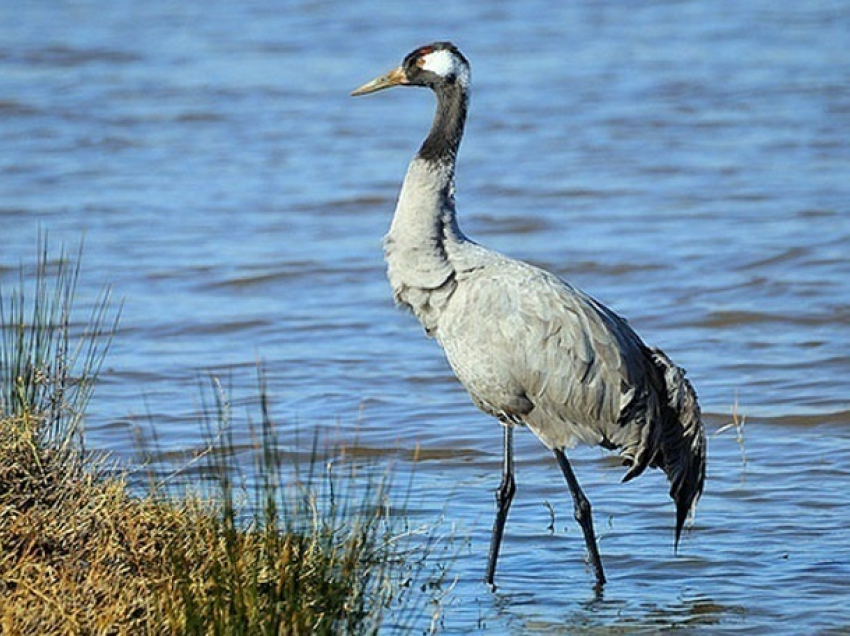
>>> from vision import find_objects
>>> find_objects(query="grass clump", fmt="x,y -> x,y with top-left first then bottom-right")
0,243 -> 450,635
0,416 -> 192,631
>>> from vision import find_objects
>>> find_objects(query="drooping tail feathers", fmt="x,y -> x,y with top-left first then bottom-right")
650,347 -> 707,550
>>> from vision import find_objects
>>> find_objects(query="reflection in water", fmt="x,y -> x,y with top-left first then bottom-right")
490,594 -> 747,633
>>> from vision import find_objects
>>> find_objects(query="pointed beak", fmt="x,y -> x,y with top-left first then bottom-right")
351,66 -> 408,96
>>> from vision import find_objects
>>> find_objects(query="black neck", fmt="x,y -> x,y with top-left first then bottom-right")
417,81 -> 468,165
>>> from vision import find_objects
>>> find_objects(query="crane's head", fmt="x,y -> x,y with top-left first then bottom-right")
351,42 -> 470,96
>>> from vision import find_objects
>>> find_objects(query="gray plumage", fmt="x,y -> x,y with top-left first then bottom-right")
353,42 -> 706,590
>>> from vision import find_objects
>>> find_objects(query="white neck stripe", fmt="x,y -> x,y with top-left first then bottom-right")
421,49 -> 469,84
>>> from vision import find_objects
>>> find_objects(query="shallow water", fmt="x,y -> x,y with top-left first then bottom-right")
2,1 -> 850,632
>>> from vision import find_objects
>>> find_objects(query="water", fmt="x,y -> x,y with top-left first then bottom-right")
2,1 -> 850,632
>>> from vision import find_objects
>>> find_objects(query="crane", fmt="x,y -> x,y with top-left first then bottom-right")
352,42 -> 706,590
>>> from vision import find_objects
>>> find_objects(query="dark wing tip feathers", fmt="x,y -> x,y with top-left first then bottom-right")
649,348 -> 707,552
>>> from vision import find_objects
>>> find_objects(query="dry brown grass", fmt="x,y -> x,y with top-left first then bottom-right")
0,408 -> 436,635
1,413 -> 168,633
0,243 -> 450,635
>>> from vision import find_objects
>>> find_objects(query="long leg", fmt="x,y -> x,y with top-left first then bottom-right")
553,448 -> 606,589
486,424 -> 516,588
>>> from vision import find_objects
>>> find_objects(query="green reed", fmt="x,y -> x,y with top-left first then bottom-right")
0,241 -> 451,634
0,239 -> 117,456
